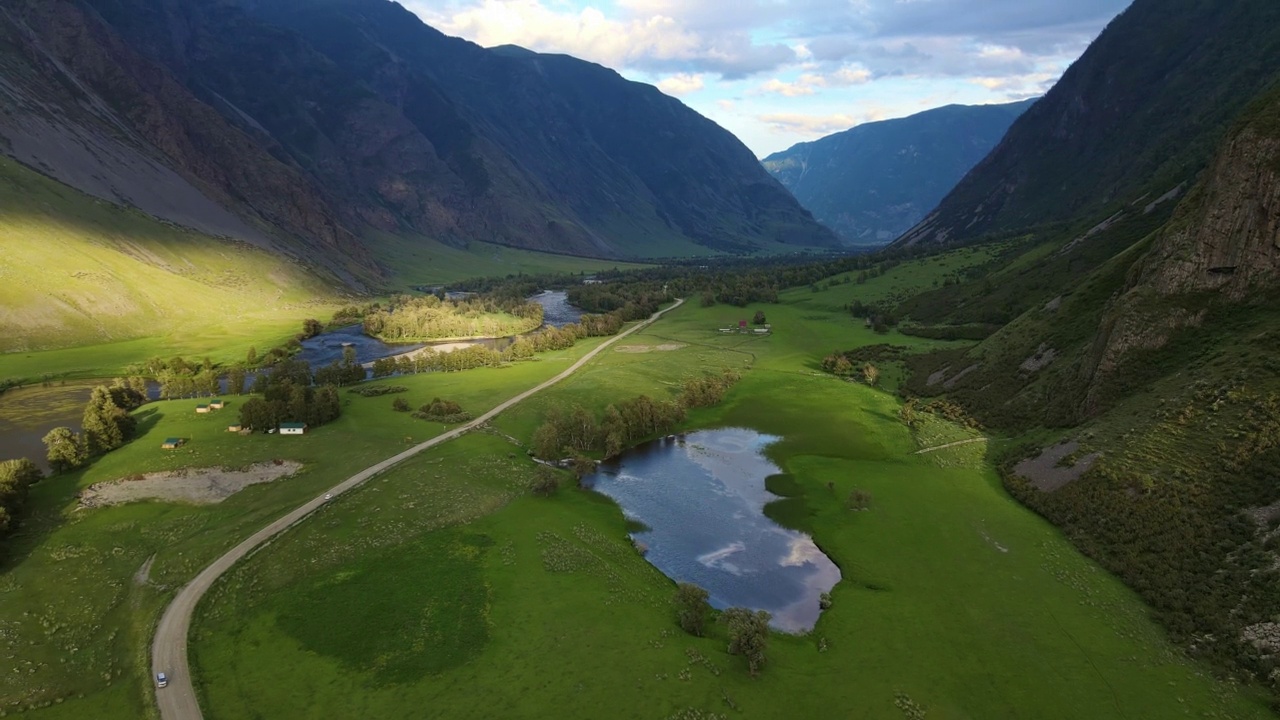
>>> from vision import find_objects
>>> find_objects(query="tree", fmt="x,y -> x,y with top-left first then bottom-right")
862,362 -> 880,386
673,583 -> 711,636
845,489 -> 873,511
722,607 -> 771,676
228,366 -> 247,396
246,346 -> 258,366
301,318 -> 323,339
530,466 -> 559,497
82,386 -> 135,456
392,397 -> 411,412
752,310 -> 767,325
43,427 -> 85,473
532,422 -> 564,460
0,458 -> 41,535
900,398 -> 918,428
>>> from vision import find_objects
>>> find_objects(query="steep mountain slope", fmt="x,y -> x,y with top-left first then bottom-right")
0,0 -> 377,285
0,155 -> 343,354
897,0 -> 1280,249
883,57 -> 1280,699
764,101 -> 1033,245
68,0 -> 835,258
244,0 -> 837,255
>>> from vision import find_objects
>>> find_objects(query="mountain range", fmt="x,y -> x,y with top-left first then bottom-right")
763,100 -> 1034,245
0,0 -> 835,285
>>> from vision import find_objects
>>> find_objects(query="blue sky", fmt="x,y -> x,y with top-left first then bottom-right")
408,0 -> 1131,157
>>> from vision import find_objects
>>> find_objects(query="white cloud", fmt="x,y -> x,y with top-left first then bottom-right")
757,64 -> 872,97
657,73 -> 706,96
758,112 -> 857,137
412,0 -> 794,78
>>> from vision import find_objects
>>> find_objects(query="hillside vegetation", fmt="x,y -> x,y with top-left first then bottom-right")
823,3 -> 1280,699
0,157 -> 343,355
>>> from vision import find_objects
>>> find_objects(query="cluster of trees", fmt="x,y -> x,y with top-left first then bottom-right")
0,459 -> 41,544
820,355 -> 880,386
42,379 -> 147,473
364,302 -> 653,381
412,398 -> 472,423
533,370 -> 746,460
671,583 -> 771,676
142,356 -> 223,399
237,360 -> 341,431
371,346 -> 506,377
314,347 -> 367,387
847,300 -> 899,333
533,395 -> 687,460
362,294 -> 543,341
679,370 -> 743,409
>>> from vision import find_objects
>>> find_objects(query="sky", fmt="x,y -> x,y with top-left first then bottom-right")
407,0 -> 1132,158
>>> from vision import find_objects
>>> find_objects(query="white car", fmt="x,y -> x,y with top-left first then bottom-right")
324,493 -> 333,500
156,672 -> 168,688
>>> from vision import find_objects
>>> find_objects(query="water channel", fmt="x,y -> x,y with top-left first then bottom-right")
586,428 -> 841,633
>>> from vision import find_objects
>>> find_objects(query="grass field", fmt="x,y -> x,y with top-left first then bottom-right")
179,253 -> 1271,719
0,337 -> 611,718
365,230 -> 651,292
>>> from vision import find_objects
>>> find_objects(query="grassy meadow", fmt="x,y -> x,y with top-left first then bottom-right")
0,338 -> 611,718
364,230 -> 649,292
178,252 -> 1271,719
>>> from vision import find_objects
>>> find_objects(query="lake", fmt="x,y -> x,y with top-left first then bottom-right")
586,428 -> 841,633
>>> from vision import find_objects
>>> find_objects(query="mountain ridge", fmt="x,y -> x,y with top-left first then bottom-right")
764,100 -> 1033,244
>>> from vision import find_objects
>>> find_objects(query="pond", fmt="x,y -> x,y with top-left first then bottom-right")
586,428 -> 841,633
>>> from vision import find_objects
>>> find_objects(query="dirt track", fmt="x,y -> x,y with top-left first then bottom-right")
151,299 -> 683,720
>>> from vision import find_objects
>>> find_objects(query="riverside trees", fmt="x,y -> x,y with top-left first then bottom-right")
238,360 -> 341,431
0,459 -> 41,545
531,370 -> 744,460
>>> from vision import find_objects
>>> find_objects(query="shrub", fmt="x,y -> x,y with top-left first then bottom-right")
530,467 -> 559,497
673,583 -> 711,636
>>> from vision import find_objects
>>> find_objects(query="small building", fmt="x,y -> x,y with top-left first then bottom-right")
209,399 -> 225,410
195,404 -> 210,414
738,320 -> 748,330
161,438 -> 184,450
753,328 -> 770,335
227,424 -> 242,433
279,422 -> 308,435
718,327 -> 734,333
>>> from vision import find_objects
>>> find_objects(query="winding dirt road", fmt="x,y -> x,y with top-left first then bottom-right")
152,299 -> 683,720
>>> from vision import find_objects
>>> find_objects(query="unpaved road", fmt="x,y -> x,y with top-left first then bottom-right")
914,437 -> 988,455
152,299 -> 683,720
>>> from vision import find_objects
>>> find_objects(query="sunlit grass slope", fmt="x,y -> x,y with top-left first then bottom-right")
0,157 -> 349,360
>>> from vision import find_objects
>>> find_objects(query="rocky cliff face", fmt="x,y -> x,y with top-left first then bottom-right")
1081,90 -> 1280,404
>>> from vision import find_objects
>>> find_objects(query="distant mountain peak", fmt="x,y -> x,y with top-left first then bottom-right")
764,100 -> 1034,245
